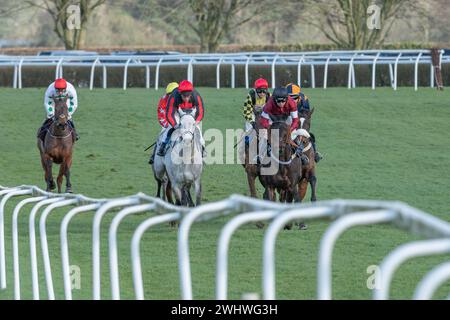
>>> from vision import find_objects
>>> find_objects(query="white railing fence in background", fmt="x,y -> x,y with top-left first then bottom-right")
0,50 -> 448,91
0,185 -> 449,300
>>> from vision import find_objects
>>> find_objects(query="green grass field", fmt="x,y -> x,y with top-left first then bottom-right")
0,87 -> 449,300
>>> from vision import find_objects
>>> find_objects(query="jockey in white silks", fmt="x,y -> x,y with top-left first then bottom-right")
156,79 -> 206,158
38,78 -> 79,142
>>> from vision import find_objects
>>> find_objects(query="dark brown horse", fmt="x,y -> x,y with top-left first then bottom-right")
37,95 -> 75,193
242,108 -> 264,198
296,108 -> 318,202
259,121 -> 302,203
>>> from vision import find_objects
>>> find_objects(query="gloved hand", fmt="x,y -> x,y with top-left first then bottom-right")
250,121 -> 256,129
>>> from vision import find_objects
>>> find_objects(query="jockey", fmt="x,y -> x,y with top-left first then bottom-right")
242,78 -> 271,144
286,83 -> 323,163
37,78 -> 78,142
157,80 -> 206,157
149,82 -> 179,164
259,87 -> 309,164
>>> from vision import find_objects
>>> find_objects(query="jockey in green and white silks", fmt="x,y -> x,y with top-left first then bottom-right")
38,78 -> 79,142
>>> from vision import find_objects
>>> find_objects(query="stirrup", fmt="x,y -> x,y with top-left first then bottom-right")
157,144 -> 166,157
314,152 -> 323,163
301,154 -> 309,165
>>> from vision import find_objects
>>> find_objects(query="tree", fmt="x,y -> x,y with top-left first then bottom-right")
25,0 -> 107,49
187,0 -> 264,52
305,0 -> 423,49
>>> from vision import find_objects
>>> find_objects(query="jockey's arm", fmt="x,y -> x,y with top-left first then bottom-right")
242,94 -> 254,122
66,83 -> 78,118
289,101 -> 299,130
194,93 -> 204,124
44,84 -> 55,119
165,94 -> 177,128
157,97 -> 169,128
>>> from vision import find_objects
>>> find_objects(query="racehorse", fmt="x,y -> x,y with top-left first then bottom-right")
296,108 -> 318,202
239,107 -> 264,198
259,120 -> 302,203
37,94 -> 75,193
154,108 -> 203,206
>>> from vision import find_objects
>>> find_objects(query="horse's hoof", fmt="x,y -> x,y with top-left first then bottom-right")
66,188 -> 72,194
255,221 -> 265,229
283,223 -> 293,230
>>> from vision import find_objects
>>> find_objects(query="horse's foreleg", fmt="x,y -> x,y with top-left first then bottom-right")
309,175 -> 317,202
247,172 -> 258,198
194,179 -> 202,206
45,158 -> 55,191
156,179 -> 162,198
64,157 -> 73,193
298,179 -> 308,201
57,162 -> 65,194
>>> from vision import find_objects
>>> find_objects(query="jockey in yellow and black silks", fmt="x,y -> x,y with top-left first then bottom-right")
242,78 -> 271,145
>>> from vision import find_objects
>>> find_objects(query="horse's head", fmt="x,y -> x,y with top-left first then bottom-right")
178,107 -> 197,144
53,94 -> 69,130
299,107 -> 314,132
269,121 -> 291,155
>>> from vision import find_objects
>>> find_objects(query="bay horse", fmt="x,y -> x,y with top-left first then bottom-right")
259,120 -> 302,203
37,94 -> 75,193
239,107 -> 264,198
296,108 -> 318,202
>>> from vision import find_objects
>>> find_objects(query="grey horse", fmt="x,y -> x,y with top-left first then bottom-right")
153,108 -> 203,206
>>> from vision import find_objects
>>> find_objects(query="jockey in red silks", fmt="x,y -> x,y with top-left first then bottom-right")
149,82 -> 179,164
38,78 -> 79,142
156,80 -> 206,158
259,87 -> 309,165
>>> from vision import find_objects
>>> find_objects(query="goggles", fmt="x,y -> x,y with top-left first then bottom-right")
256,88 -> 267,94
275,97 -> 287,104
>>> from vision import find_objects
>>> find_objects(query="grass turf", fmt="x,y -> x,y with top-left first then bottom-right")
0,87 -> 449,299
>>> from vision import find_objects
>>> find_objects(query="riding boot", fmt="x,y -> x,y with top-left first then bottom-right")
149,146 -> 156,165
157,142 -> 167,157
266,143 -> 272,157
68,120 -> 79,141
37,118 -> 53,142
157,127 -> 175,157
295,142 -> 310,166
310,132 -> 322,163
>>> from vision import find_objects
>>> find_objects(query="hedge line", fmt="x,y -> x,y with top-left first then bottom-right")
1,42 -> 448,55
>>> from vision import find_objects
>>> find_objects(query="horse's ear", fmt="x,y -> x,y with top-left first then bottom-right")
310,107 -> 315,115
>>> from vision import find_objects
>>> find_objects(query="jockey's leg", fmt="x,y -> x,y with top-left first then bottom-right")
294,139 -> 310,166
157,126 -> 175,156
309,132 -> 323,163
68,119 -> 79,141
37,118 -> 53,142
150,127 -> 166,164
244,121 -> 253,146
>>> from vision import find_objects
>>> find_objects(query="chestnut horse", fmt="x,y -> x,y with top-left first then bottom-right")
37,95 -> 75,193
